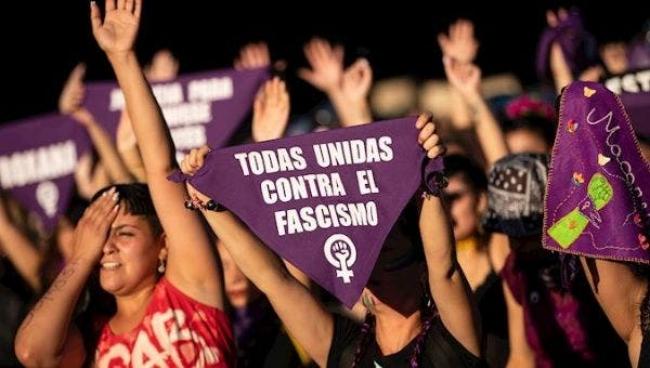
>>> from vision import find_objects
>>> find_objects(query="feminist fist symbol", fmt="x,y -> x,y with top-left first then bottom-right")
324,234 -> 357,283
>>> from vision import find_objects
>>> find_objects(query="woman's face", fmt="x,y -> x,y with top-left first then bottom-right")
217,241 -> 262,309
364,262 -> 424,317
99,207 -> 165,296
445,175 -> 482,241
506,129 -> 549,154
365,234 -> 425,317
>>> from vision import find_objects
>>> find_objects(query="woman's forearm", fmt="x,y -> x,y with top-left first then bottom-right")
15,257 -> 94,366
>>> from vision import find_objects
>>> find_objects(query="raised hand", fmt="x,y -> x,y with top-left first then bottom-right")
298,37 -> 344,94
90,0 -> 142,57
437,19 -> 479,64
72,187 -> 120,263
59,63 -> 86,115
144,49 -> 179,82
415,113 -> 446,159
180,146 -> 212,204
252,77 -> 290,142
180,145 -> 211,178
340,58 -> 373,105
58,63 -> 96,126
442,56 -> 482,104
545,8 -> 569,28
234,42 -> 271,70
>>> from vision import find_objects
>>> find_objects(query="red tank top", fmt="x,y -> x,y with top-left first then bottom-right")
95,277 -> 235,367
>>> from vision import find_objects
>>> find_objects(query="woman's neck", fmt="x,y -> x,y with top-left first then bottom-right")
111,282 -> 156,333
374,308 -> 422,355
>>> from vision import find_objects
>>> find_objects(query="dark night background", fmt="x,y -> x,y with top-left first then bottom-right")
0,1 -> 647,125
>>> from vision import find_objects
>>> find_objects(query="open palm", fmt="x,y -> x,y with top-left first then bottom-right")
91,0 -> 141,55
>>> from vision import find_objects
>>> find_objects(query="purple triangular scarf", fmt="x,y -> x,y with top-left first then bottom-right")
602,68 -> 650,138
170,117 -> 443,306
0,114 -> 91,232
84,67 -> 269,153
543,81 -> 650,263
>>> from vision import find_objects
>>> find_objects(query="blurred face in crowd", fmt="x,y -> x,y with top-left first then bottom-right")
445,174 -> 485,241
100,207 -> 166,296
217,240 -> 262,309
506,128 -> 549,154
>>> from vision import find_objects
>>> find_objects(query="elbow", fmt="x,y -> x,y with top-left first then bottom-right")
15,336 -> 59,368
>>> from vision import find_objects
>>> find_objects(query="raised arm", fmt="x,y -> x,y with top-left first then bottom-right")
15,188 -> 120,367
90,0 -> 223,307
416,115 -> 481,356
502,280 -> 536,368
180,147 -> 334,366
441,47 -> 508,167
59,63 -> 134,184
580,258 -> 647,366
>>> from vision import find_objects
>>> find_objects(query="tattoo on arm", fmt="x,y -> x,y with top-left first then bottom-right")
19,260 -> 81,331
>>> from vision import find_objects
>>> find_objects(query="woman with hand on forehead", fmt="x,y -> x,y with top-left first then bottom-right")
14,0 -> 236,366
181,112 -> 484,368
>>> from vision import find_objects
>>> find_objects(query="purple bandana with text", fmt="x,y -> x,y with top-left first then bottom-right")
171,117 -> 443,306
0,114 -> 90,232
84,67 -> 269,159
603,68 -> 650,138
543,81 -> 650,263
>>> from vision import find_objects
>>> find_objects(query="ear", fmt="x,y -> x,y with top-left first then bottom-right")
157,234 -> 168,262
476,191 -> 488,215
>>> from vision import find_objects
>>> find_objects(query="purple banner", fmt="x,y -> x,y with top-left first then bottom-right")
543,81 -> 650,263
602,68 -> 650,137
171,117 -> 443,307
0,114 -> 91,232
84,67 -> 269,161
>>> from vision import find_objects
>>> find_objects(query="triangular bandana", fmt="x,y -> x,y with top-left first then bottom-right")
602,68 -> 650,138
171,117 -> 443,307
543,81 -> 650,263
84,67 -> 269,157
0,114 -> 91,232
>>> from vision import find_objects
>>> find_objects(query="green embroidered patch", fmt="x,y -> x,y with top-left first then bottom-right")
588,173 -> 613,210
548,208 -> 589,249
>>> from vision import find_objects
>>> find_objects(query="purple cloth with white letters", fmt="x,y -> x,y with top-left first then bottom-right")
84,67 -> 269,154
602,68 -> 650,137
543,81 -> 650,263
170,117 -> 444,307
0,114 -> 91,231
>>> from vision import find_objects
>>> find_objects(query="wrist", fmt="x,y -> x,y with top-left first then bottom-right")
107,51 -> 138,66
70,249 -> 103,267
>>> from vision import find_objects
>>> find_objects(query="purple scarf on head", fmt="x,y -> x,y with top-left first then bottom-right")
543,81 -> 650,263
0,114 -> 91,232
170,117 -> 444,307
84,67 -> 269,156
536,9 -> 598,82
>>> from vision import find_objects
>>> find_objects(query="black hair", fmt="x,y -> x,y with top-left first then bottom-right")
502,114 -> 557,149
91,184 -> 163,237
444,154 -> 487,194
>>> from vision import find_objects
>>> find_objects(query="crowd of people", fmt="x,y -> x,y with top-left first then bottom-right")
1,1 -> 649,367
